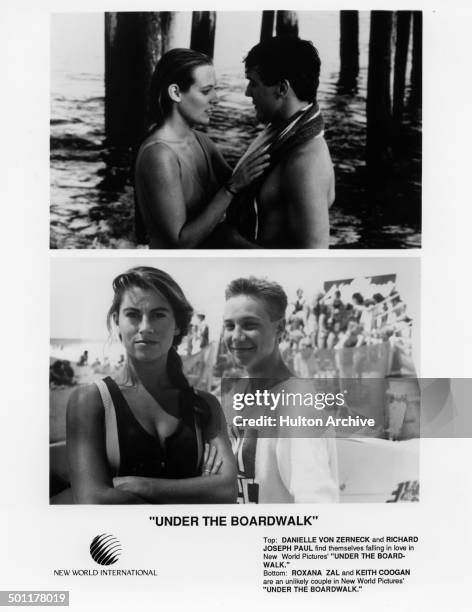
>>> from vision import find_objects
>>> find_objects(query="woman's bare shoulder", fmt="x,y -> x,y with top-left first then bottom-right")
67,383 -> 103,421
137,137 -> 179,166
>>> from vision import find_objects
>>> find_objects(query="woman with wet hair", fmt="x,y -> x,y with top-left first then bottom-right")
65,266 -> 237,504
134,48 -> 269,248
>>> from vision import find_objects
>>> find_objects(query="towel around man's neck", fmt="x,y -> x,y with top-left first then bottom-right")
227,102 -> 325,242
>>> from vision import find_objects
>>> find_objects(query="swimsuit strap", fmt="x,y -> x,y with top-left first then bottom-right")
97,378 -> 206,477
95,378 -> 121,476
138,137 -> 180,154
193,131 -> 213,173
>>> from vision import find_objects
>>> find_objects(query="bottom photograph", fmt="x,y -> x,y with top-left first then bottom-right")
50,256 -> 420,504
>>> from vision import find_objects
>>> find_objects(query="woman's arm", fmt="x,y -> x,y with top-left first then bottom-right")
136,143 -> 269,248
113,392 -> 238,504
66,385 -> 147,504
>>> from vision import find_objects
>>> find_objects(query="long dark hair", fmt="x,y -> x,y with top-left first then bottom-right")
148,48 -> 213,128
107,266 -> 192,346
108,266 -> 210,424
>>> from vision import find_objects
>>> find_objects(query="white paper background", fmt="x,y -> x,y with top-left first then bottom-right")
1,1 -> 472,610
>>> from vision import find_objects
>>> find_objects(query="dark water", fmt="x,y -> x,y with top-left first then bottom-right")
50,68 -> 421,249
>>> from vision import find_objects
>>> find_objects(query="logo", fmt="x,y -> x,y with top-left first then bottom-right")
89,534 -> 122,566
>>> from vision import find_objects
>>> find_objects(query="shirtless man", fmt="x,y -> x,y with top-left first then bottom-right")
222,277 -> 339,503
235,37 -> 335,248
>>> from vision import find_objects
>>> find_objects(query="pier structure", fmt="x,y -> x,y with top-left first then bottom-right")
104,10 -> 422,176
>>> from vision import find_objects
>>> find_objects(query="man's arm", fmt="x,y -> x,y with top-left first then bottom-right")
282,138 -> 335,248
276,436 -> 340,503
273,378 -> 339,502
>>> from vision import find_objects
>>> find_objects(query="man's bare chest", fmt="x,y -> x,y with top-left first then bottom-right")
256,168 -> 291,244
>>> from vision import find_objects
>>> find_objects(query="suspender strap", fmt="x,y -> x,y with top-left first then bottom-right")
193,410 -> 204,473
193,390 -> 207,473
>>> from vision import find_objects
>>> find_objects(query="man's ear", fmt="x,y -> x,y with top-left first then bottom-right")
276,318 -> 286,340
277,79 -> 290,98
168,84 -> 181,103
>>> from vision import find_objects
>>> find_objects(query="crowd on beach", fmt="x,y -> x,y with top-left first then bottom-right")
283,286 -> 413,377
180,314 -> 210,356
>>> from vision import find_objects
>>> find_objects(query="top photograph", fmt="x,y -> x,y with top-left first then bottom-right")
50,10 -> 422,249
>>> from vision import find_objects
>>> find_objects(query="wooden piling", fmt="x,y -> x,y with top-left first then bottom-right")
190,11 -> 217,57
339,10 -> 359,93
105,12 -> 175,149
105,12 -> 175,245
260,11 -> 275,41
409,11 -> 422,109
366,11 -> 393,176
393,11 -> 412,147
275,11 -> 299,37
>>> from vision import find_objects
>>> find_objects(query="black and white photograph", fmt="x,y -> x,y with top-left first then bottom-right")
3,0 -> 472,609
51,10 -> 422,249
50,256 -> 420,504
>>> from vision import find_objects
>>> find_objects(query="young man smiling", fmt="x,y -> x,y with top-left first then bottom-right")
222,277 -> 339,503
